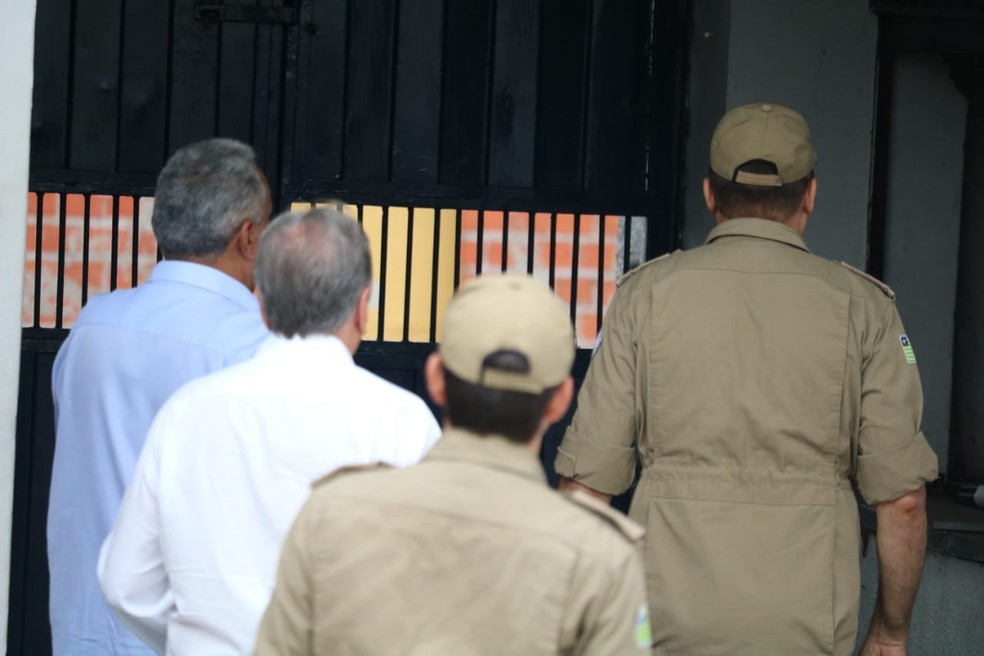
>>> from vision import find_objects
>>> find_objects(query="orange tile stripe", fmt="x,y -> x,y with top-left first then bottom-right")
25,195 -> 630,347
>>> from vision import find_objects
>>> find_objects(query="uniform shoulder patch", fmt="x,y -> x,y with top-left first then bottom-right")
616,250 -> 678,287
312,462 -> 392,489
563,489 -> 646,543
839,261 -> 895,299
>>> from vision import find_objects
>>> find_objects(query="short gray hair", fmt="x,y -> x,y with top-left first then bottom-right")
152,138 -> 269,258
255,207 -> 372,337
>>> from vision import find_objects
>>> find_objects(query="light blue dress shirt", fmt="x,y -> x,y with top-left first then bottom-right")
47,260 -> 270,656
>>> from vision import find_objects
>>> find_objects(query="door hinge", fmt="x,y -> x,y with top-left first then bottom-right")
194,3 -> 298,25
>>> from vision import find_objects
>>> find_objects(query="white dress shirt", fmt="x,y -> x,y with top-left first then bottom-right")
48,261 -> 270,656
97,334 -> 441,655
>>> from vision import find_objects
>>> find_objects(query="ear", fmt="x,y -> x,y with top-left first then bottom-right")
235,219 -> 265,261
702,177 -> 716,214
543,377 -> 575,425
802,177 -> 818,217
424,353 -> 447,407
354,287 -> 371,336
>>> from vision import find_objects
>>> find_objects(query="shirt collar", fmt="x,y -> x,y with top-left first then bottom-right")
705,218 -> 811,253
148,260 -> 259,310
255,333 -> 353,362
424,427 -> 547,485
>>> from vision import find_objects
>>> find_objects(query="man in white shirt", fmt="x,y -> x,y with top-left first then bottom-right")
47,139 -> 272,656
97,207 -> 442,655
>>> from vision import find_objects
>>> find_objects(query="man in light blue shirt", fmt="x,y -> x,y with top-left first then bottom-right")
47,138 -> 272,655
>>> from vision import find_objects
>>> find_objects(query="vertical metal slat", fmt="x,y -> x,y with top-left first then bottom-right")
377,205 -> 390,341
475,209 -> 485,275
596,213 -> 606,333
109,194 -> 121,291
526,210 -> 536,275
402,207 -> 414,342
32,193 -> 44,328
55,194 -> 68,329
622,215 -> 632,274
570,213 -> 581,322
501,209 -> 509,272
453,207 -> 462,290
548,212 -> 558,290
132,196 -> 142,286
428,206 -> 442,342
81,194 -> 92,307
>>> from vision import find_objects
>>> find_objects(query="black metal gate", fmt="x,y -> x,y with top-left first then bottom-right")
10,0 -> 689,652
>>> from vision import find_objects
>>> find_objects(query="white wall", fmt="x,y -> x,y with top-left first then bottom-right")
0,0 -> 37,648
684,0 -> 878,267
681,0 -> 731,248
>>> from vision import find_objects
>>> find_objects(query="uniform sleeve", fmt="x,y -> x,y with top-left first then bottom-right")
96,412 -> 173,655
253,502 -> 316,656
554,285 -> 640,495
856,302 -> 938,505
573,546 -> 652,655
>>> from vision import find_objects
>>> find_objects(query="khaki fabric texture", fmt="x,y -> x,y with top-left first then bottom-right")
255,428 -> 651,656
555,218 -> 938,656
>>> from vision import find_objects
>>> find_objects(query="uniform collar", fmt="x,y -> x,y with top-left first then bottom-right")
148,260 -> 259,310
705,217 -> 811,253
424,427 -> 547,485
255,333 -> 353,363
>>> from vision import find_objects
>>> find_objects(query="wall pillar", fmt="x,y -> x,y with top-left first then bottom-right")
0,1 -> 37,649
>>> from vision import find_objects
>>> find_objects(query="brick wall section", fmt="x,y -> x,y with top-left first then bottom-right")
24,193 -> 158,328
459,210 -> 620,346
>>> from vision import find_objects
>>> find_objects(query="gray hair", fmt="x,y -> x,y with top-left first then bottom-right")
255,207 -> 372,337
151,138 -> 269,258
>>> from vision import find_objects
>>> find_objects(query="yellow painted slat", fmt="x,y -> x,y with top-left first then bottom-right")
361,206 -> 384,340
407,208 -> 435,342
434,209 -> 458,342
382,207 -> 408,342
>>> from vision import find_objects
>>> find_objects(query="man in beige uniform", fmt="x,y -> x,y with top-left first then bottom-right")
255,274 -> 653,656
556,104 -> 938,656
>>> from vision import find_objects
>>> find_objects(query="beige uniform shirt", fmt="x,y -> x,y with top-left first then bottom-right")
255,428 -> 653,656
555,218 -> 938,656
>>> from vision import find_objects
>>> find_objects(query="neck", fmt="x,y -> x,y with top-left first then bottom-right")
334,321 -> 363,355
783,211 -> 809,235
175,252 -> 254,290
441,420 -> 545,455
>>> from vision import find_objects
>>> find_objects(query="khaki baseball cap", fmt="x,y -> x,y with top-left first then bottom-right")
439,274 -> 575,394
710,103 -> 816,186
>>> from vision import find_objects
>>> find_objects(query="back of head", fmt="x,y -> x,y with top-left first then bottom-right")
708,103 -> 816,222
152,138 -> 269,259
255,207 -> 371,338
438,274 -> 575,442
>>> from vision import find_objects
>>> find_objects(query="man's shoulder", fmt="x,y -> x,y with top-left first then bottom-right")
559,489 -> 645,546
311,462 -> 394,491
615,250 -> 682,290
836,261 -> 896,300
70,286 -> 141,325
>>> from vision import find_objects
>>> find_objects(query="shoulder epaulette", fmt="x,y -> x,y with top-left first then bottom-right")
312,462 -> 392,489
563,489 -> 646,543
838,261 -> 895,299
616,250 -> 678,287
